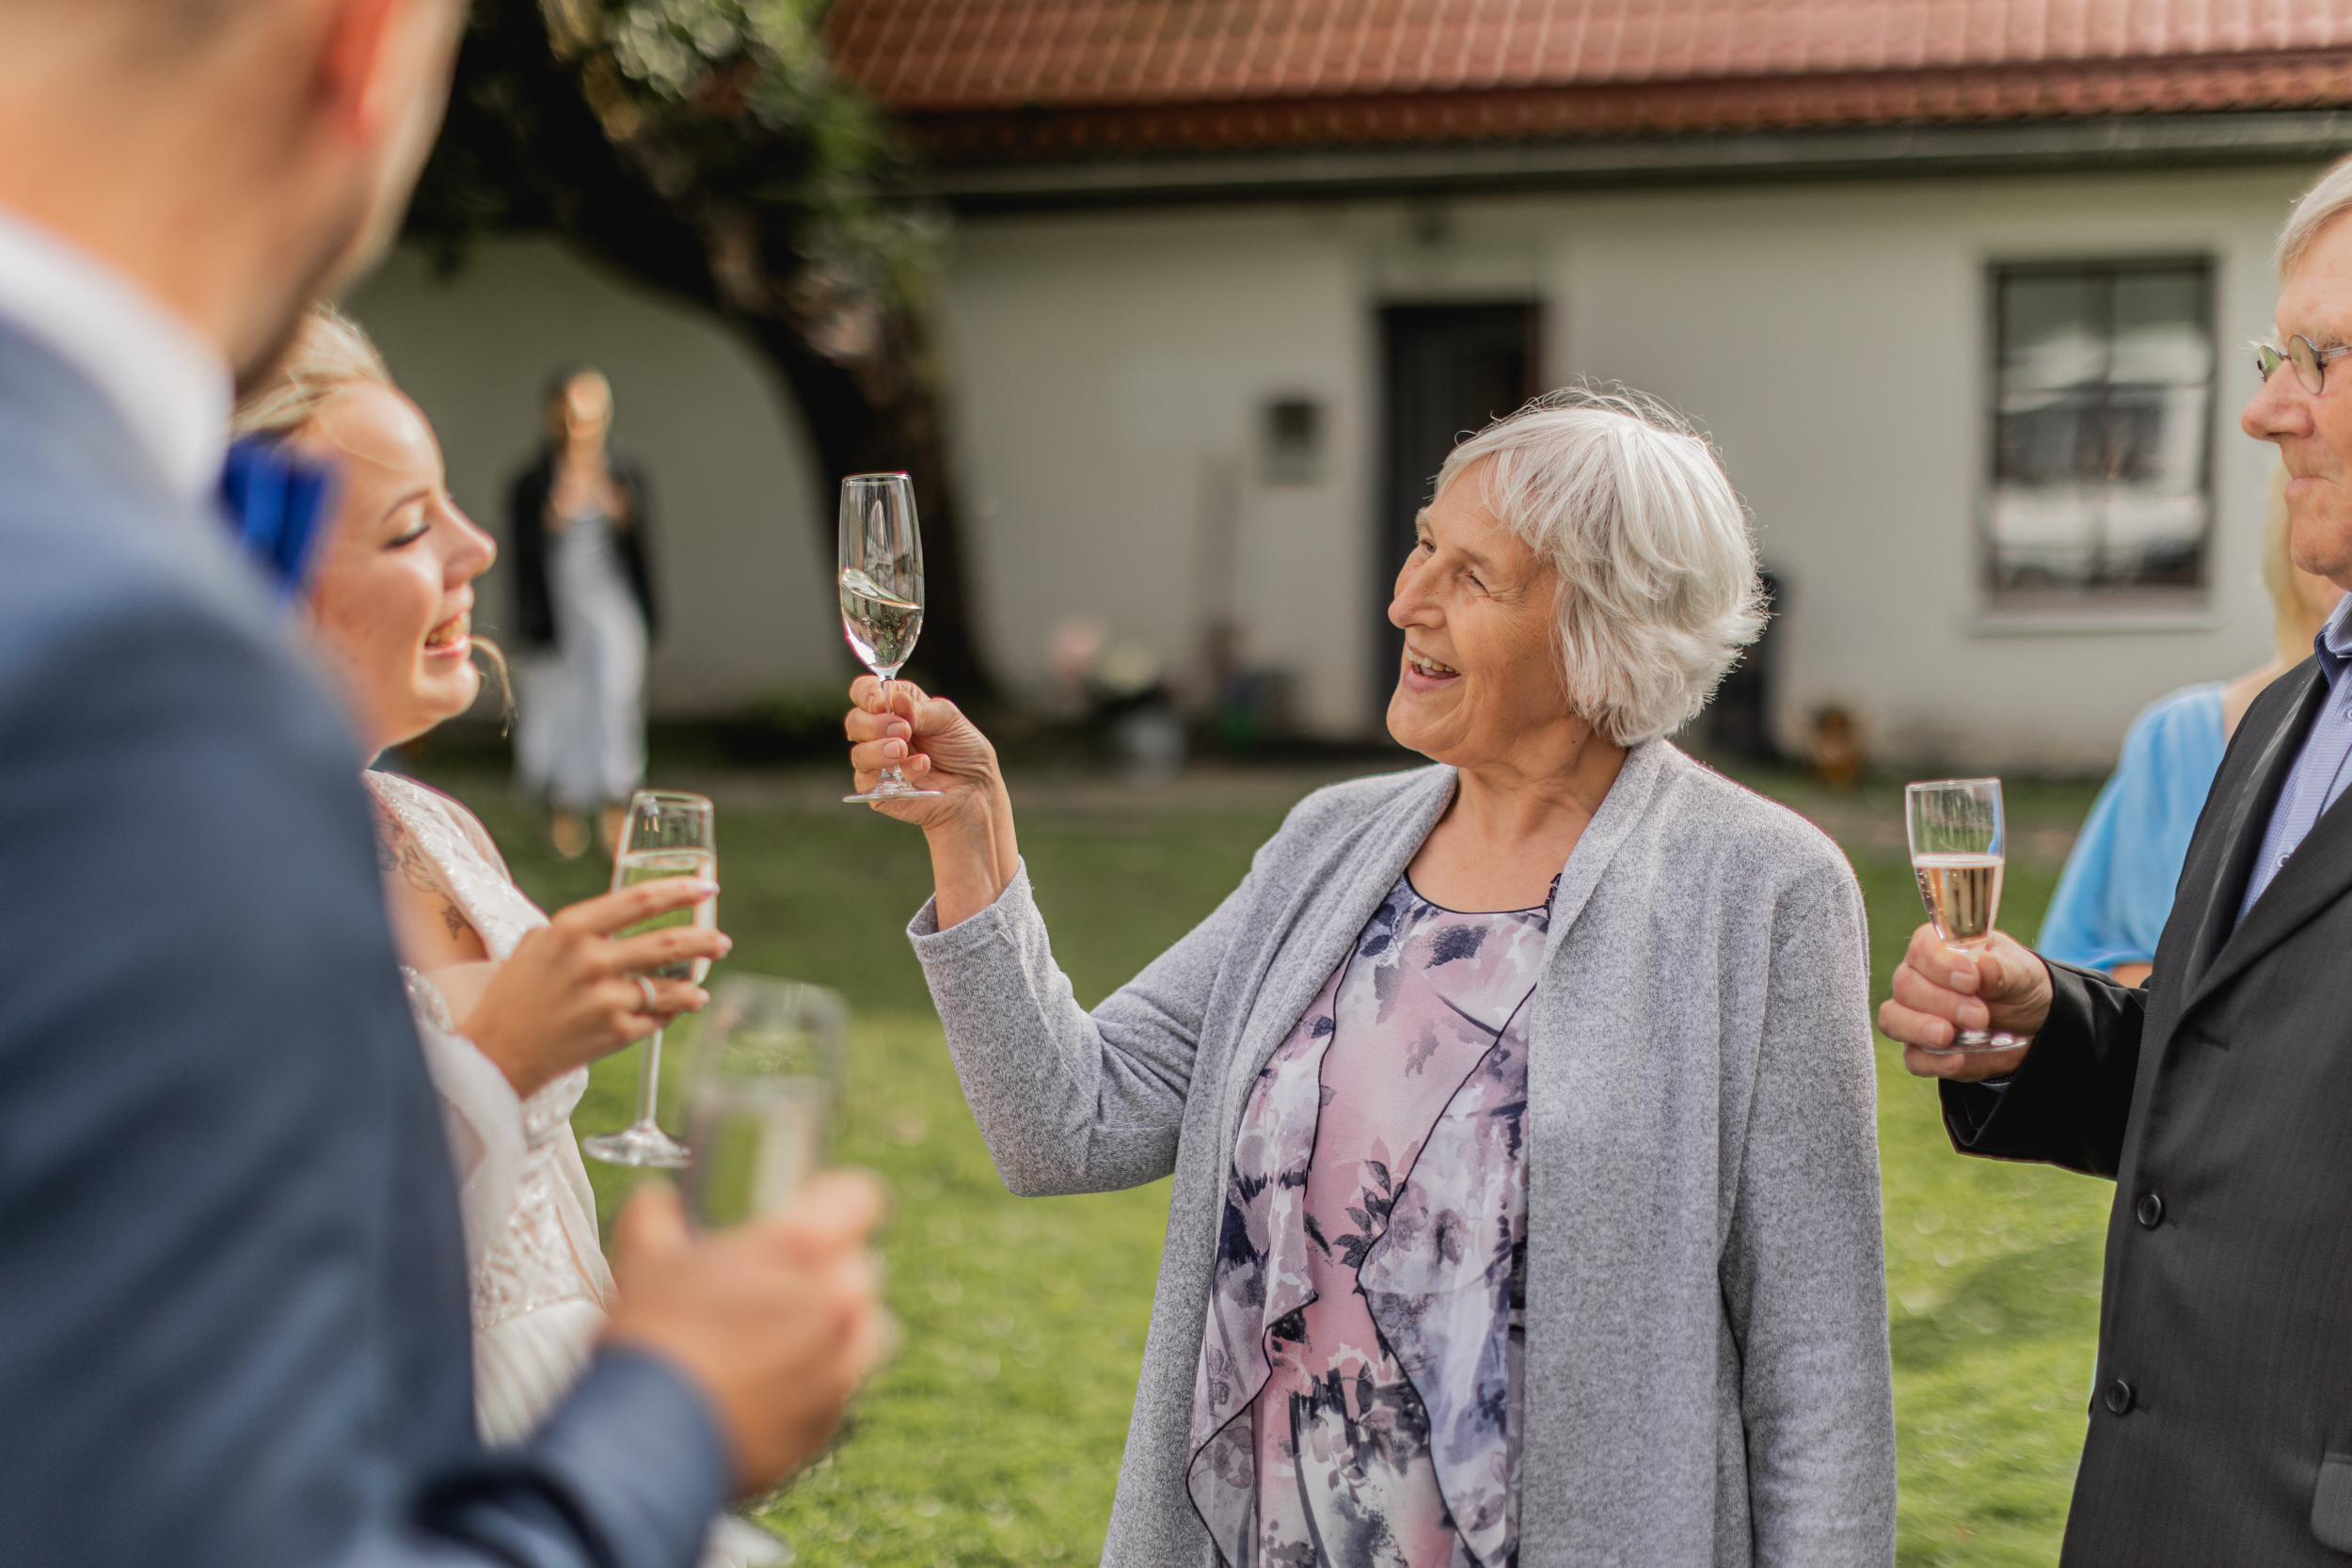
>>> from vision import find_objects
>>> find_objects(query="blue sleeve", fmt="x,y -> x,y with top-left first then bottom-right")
0,581 -> 725,1568
2038,686 -> 2227,973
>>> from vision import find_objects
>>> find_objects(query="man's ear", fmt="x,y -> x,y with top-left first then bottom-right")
310,0 -> 415,146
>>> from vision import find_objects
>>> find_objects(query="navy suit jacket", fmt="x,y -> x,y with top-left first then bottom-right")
0,321 -> 727,1567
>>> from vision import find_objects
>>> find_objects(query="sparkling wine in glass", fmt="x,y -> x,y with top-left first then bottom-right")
684,975 -> 848,1229
584,790 -> 716,1168
1905,777 -> 2020,1052
839,471 -> 942,804
684,975 -> 854,1544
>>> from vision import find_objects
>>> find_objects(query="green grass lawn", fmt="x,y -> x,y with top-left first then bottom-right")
417,753 -> 2113,1568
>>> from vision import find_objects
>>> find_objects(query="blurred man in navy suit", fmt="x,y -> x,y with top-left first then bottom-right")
0,0 -> 885,1564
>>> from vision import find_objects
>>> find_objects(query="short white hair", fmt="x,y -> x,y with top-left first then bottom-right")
2278,152 -> 2352,277
1433,384 -> 1766,747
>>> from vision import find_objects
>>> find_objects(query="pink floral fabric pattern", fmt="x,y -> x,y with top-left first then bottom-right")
1187,874 -> 1549,1568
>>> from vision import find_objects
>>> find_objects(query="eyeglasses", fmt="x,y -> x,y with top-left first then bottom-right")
2254,333 -> 2352,394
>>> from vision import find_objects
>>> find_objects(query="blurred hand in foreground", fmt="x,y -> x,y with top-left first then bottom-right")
605,1172 -> 889,1495
462,878 -> 729,1097
1880,924 -> 2051,1082
843,676 -> 1020,927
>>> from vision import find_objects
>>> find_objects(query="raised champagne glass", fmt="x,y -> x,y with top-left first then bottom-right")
1905,777 -> 2020,1052
839,472 -> 942,804
583,789 -> 716,1168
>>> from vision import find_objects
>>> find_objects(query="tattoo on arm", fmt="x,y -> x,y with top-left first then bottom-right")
374,809 -> 477,947
394,835 -> 447,900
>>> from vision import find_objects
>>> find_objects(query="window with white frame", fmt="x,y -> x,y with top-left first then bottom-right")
1989,261 -> 2215,601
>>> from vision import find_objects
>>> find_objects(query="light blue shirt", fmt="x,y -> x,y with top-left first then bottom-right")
2041,683 -> 2228,971
2239,592 -> 2352,924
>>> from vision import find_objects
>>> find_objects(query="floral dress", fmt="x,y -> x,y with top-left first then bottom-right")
1187,874 -> 1550,1568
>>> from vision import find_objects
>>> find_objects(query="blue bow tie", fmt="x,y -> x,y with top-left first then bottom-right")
218,436 -> 334,603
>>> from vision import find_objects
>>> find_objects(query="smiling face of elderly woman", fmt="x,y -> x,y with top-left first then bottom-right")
1387,476 -> 1567,767
1385,388 -> 1767,772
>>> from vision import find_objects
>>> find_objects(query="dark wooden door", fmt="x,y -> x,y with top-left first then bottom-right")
1374,304 -> 1541,723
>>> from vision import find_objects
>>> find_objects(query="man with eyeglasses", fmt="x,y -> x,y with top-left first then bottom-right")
1881,152 -> 2352,1566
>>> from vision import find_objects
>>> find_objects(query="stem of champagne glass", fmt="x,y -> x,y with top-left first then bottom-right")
878,674 -> 911,790
632,1027 -> 665,1131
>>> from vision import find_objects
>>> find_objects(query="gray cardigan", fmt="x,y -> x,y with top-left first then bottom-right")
909,739 -> 1895,1567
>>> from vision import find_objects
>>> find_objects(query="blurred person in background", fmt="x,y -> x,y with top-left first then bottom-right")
2040,467 -> 2344,984
510,366 -> 657,859
233,307 -> 785,1566
1886,152 -> 2352,1564
848,387 -> 1896,1567
0,0 -> 882,1561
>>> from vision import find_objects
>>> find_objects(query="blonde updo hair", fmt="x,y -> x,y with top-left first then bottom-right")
234,303 -> 511,720
1432,383 -> 1767,747
230,303 -> 393,441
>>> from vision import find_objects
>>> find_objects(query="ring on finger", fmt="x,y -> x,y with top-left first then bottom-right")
636,974 -> 659,1013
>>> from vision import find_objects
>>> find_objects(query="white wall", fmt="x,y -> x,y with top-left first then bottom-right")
345,239 -> 841,716
936,165 -> 2318,769
938,209 -> 1375,734
1540,167 -> 2308,770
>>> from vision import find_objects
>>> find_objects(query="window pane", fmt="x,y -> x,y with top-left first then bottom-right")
1989,261 -> 2212,599
2000,274 -> 2104,391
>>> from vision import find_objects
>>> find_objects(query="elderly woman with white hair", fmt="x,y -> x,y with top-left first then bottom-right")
846,387 -> 1895,1568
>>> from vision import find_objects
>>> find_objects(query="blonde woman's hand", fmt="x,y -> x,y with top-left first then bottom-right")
461,876 -> 729,1097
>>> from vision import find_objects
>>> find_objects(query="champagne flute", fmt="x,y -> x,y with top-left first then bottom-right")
839,472 -> 943,804
1905,777 -> 2021,1052
685,976 -> 854,1548
684,975 -> 849,1229
583,790 -> 716,1168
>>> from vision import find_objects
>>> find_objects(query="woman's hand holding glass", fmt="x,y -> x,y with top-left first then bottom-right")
843,675 -> 1020,928
460,876 -> 729,1098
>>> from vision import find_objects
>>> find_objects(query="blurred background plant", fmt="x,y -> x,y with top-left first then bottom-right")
403,0 -> 993,701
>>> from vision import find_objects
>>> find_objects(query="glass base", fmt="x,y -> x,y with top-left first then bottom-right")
1922,1030 -> 2030,1055
583,1123 -> 691,1168
844,784 -> 944,802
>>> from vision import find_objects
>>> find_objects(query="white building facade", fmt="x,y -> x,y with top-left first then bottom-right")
354,157 -> 2328,771
927,162 -> 2317,769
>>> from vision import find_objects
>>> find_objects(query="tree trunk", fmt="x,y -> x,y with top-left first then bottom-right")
404,0 -> 995,702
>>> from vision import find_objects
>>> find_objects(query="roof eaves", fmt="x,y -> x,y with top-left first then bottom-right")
897,107 -> 2352,212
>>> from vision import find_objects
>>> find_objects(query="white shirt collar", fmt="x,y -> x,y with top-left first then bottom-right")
0,205 -> 230,507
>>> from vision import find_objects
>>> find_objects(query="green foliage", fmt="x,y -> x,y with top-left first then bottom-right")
422,758 -> 2114,1566
408,0 -> 937,314
402,0 -> 998,698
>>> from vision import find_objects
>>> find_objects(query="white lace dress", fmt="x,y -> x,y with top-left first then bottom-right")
366,770 -> 613,1442
365,771 -> 779,1567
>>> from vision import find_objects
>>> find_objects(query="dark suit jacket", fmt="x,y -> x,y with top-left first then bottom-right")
0,322 -> 723,1567
1944,656 -> 2352,1564
506,451 -> 658,648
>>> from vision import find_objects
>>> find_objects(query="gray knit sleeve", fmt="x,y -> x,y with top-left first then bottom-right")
909,858 -> 1255,1197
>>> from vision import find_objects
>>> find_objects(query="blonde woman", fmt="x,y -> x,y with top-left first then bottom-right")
507,366 -> 655,858
233,309 -> 781,1566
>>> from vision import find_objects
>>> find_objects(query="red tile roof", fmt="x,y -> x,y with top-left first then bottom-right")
825,0 -> 2352,156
